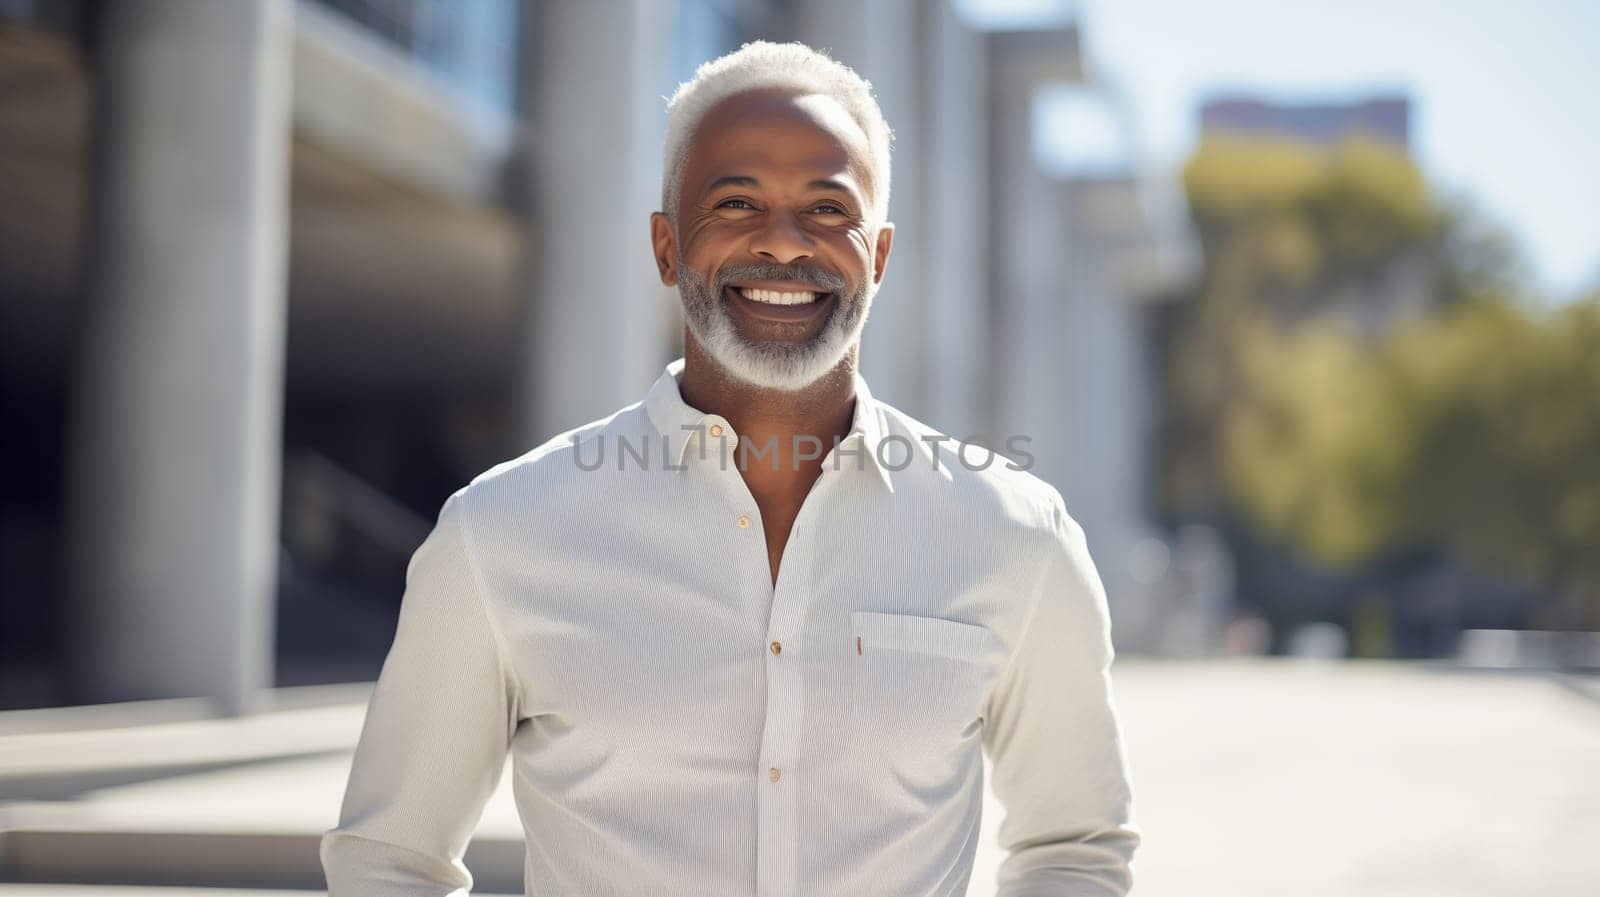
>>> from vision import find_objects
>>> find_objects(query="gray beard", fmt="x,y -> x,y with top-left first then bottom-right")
675,251 -> 875,392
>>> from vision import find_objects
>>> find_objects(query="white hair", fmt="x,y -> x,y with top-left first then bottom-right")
660,40 -> 894,228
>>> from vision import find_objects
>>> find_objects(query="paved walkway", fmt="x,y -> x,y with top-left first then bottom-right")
2,660 -> 1597,896
1093,660 -> 1600,897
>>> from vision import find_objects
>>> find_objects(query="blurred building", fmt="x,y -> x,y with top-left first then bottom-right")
0,0 -> 1195,713
1200,94 -> 1411,152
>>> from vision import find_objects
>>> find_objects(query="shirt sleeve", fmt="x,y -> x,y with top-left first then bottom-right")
981,491 -> 1140,897
321,488 -> 523,896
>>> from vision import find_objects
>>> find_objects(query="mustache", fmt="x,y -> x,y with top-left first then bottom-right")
714,263 -> 847,294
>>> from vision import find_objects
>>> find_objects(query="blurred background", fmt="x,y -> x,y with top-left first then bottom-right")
0,0 -> 1596,895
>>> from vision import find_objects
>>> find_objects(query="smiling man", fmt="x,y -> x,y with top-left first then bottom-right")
322,41 -> 1138,897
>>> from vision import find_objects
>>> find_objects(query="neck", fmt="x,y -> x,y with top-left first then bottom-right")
679,331 -> 859,488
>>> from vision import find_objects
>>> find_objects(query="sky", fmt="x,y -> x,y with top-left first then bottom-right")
956,0 -> 1600,299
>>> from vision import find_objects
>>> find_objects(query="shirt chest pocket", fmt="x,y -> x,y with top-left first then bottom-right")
848,611 -> 1004,768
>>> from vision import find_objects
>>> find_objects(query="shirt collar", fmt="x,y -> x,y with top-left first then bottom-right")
643,356 -> 895,493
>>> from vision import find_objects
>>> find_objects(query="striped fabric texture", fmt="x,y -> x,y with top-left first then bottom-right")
321,356 -> 1139,896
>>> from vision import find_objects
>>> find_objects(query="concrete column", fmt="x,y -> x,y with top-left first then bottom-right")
1060,177 -> 1150,649
984,28 -> 1084,482
514,0 -> 679,447
922,4 -> 989,440
63,0 -> 292,713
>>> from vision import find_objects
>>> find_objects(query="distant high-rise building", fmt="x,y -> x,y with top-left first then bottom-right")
1200,95 -> 1411,152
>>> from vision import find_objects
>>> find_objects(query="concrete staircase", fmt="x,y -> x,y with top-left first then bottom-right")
0,683 -> 523,894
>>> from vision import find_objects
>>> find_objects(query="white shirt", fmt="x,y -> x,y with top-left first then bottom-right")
321,356 -> 1139,897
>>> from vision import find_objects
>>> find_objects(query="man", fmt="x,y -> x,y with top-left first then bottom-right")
321,40 -> 1138,897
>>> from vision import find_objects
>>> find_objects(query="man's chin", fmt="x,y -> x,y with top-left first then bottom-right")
703,332 -> 842,391
682,292 -> 863,387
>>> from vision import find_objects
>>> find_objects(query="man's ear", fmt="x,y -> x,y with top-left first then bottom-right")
872,221 -> 894,285
650,212 -> 678,286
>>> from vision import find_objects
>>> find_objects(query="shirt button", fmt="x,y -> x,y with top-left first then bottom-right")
709,424 -> 724,438
769,767 -> 781,783
770,641 -> 782,654
737,515 -> 750,528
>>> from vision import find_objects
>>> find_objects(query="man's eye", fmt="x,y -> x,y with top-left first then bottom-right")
718,198 -> 754,209
814,204 -> 846,215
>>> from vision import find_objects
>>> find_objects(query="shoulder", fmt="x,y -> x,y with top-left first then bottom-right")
443,399 -> 651,525
875,400 -> 1077,546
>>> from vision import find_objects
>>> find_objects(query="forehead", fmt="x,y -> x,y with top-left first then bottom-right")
683,89 -> 873,196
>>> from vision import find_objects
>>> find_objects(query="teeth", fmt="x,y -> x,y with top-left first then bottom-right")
738,287 -> 819,305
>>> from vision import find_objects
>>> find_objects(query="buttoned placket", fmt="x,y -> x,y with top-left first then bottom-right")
694,419 -> 852,897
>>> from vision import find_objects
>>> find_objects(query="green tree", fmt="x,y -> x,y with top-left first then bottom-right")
1162,134 -> 1451,519
1163,132 -> 1600,629
1218,292 -> 1600,628
1383,295 -> 1600,627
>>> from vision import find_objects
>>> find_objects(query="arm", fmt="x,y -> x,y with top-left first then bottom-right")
321,489 -> 522,896
982,493 -> 1140,896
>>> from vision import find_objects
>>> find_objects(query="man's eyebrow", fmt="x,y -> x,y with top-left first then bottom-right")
807,177 -> 860,197
706,175 -> 759,192
705,174 -> 861,197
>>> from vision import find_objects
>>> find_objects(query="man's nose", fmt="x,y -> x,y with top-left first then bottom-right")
749,211 -> 815,265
